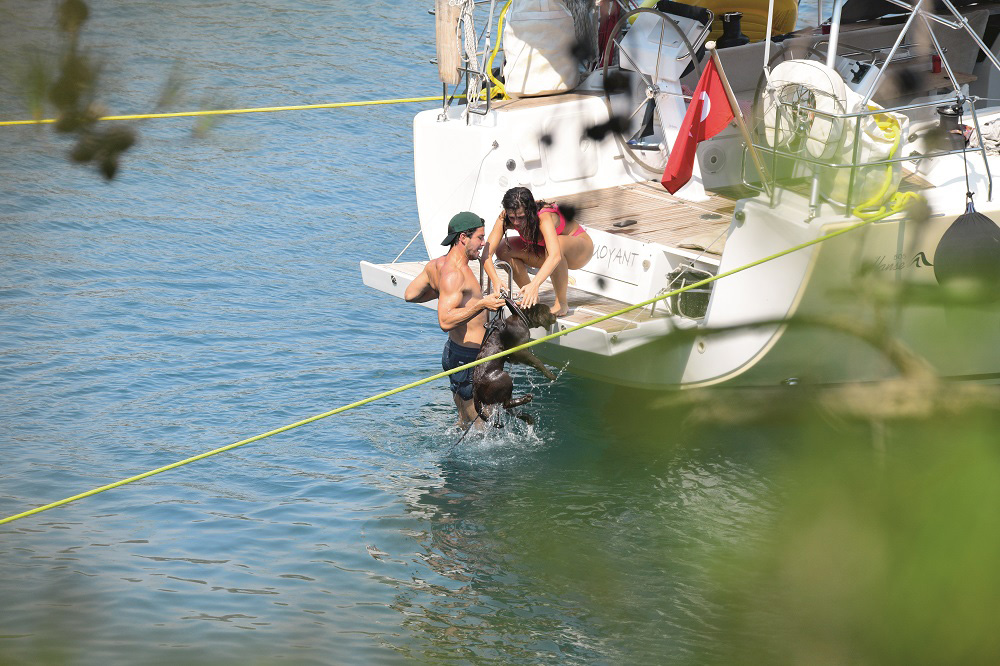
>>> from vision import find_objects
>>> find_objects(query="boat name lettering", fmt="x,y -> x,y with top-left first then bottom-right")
592,244 -> 639,268
872,251 -> 933,272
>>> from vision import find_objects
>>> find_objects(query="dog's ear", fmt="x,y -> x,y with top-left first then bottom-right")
524,304 -> 557,328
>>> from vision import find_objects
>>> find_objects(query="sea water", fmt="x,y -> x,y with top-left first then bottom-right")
6,2 -> 999,664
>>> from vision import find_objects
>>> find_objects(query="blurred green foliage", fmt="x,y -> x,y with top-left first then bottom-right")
710,411 -> 1000,664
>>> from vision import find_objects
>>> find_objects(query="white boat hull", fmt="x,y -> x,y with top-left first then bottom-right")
363,184 -> 1000,389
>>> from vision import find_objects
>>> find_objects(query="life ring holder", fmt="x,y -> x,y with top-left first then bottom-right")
758,59 -> 848,161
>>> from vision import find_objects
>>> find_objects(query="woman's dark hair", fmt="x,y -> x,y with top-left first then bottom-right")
501,186 -> 547,253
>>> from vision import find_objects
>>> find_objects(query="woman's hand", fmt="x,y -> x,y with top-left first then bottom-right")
518,281 -> 540,309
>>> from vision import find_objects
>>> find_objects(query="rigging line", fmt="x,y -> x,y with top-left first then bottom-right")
392,229 -> 424,264
0,207 -> 907,527
0,96 -> 442,127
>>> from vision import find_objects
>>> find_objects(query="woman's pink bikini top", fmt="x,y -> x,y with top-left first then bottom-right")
516,205 -> 584,247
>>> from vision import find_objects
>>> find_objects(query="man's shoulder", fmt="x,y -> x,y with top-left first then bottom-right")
423,256 -> 443,280
438,261 -> 465,287
439,259 -> 474,290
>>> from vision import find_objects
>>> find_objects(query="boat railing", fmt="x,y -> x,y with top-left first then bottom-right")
740,92 -> 994,213
482,258 -> 515,296
808,40 -> 937,68
728,0 -> 1000,213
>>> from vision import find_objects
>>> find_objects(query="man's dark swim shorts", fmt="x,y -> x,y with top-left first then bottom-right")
442,339 -> 479,401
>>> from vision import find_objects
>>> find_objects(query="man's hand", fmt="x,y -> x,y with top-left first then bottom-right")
480,292 -> 505,311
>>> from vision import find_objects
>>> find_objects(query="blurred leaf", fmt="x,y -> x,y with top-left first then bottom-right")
19,49 -> 52,121
154,61 -> 186,111
709,414 -> 1000,664
192,94 -> 232,138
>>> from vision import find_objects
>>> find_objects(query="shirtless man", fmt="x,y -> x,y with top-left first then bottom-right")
405,211 -> 504,425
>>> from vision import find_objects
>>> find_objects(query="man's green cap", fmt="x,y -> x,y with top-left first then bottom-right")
441,211 -> 485,246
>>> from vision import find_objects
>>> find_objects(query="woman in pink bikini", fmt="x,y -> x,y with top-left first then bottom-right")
483,186 -> 593,317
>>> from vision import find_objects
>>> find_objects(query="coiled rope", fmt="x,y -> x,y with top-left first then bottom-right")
0,206 -> 909,526
852,105 -> 922,220
0,96 -> 441,127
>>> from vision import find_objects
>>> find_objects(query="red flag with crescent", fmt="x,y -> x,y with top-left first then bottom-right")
660,58 -> 734,194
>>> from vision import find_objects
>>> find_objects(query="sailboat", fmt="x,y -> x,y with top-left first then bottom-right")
361,0 -> 1000,389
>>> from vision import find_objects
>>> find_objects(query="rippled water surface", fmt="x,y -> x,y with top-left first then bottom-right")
1,1 -> 825,663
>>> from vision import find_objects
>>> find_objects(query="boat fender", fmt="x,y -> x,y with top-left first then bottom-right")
933,200 -> 1000,295
762,59 -> 847,160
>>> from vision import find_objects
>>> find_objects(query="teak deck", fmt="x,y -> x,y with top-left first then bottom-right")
546,183 -> 735,252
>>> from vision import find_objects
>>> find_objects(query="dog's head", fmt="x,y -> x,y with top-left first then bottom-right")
520,304 -> 558,329
499,303 -> 557,348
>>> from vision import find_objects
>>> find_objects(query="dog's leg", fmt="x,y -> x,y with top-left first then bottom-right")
478,401 -> 499,423
511,410 -> 535,425
475,370 -> 515,425
503,393 -> 532,409
473,393 -> 488,423
511,350 -> 557,381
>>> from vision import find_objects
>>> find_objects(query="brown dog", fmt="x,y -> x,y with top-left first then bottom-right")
471,301 -> 557,424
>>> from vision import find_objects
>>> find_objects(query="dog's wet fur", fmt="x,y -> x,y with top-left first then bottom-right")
472,303 -> 557,424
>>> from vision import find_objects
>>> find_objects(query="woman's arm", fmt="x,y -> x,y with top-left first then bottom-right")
519,212 -> 562,308
481,212 -> 505,292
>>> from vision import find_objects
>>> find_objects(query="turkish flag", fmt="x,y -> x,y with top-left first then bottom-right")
661,58 -> 735,194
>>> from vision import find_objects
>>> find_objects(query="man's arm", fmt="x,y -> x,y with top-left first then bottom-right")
437,271 -> 503,331
404,265 -> 438,303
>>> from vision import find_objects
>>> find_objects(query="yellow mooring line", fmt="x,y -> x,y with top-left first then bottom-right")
0,211 -> 906,526
0,96 -> 442,126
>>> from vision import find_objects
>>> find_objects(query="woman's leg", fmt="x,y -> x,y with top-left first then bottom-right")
497,237 -> 534,289
508,240 -> 569,316
498,238 -> 565,311
545,234 -> 594,315
559,232 -> 595,270
499,234 -> 593,315
549,258 -> 569,316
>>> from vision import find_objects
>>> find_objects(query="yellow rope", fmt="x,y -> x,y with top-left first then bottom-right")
850,106 -> 918,221
0,205 -> 910,526
0,96 -> 442,127
484,0 -> 513,101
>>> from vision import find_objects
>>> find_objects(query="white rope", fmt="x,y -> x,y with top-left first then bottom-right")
392,229 -> 424,263
762,0 -> 776,88
459,0 -> 483,111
